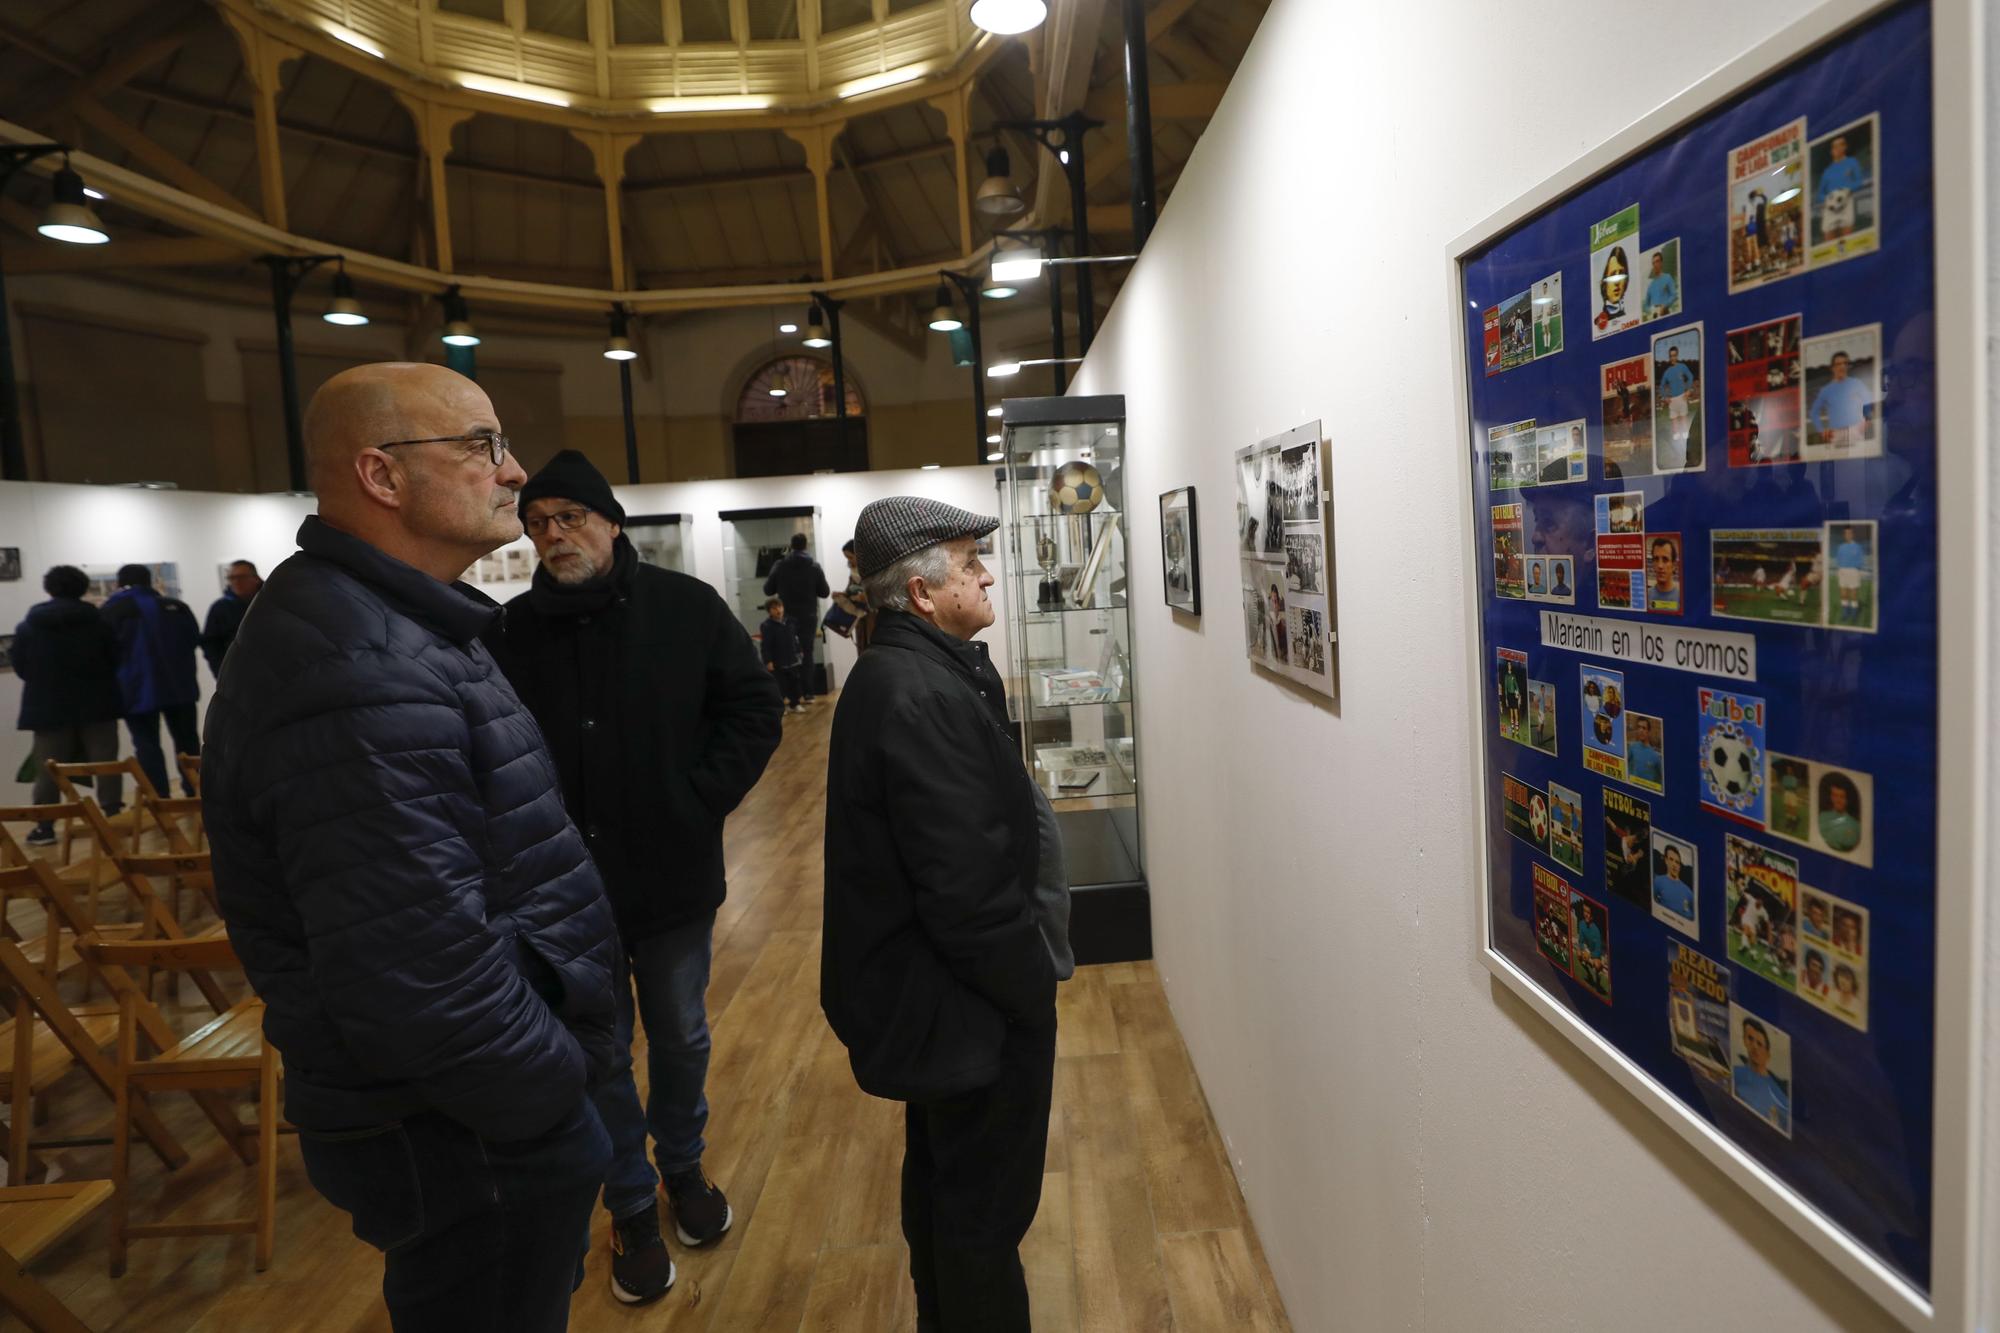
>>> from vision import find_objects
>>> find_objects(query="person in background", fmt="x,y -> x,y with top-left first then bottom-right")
486,449 -> 781,1307
760,597 -> 805,713
762,532 -> 829,701
830,538 -> 872,652
203,363 -> 620,1332
201,559 -> 264,676
12,564 -> 124,844
823,497 -> 1070,1333
101,564 -> 202,797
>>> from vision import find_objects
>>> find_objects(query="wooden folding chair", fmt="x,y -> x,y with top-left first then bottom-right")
0,1180 -> 116,1332
78,935 -> 279,1276
176,753 -> 201,798
0,806 -> 118,925
43,760 -> 156,860
71,804 -> 230,1016
0,866 -> 185,1185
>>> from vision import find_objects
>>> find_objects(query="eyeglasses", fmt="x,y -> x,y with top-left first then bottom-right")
378,432 -> 511,467
523,508 -> 592,537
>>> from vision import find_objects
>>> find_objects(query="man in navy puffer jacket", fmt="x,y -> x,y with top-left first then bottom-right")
203,362 -> 620,1333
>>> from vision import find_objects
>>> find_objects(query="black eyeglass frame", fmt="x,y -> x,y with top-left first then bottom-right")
377,433 -> 511,467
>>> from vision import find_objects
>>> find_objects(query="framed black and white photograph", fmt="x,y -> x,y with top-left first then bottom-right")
1159,486 -> 1200,615
0,548 -> 19,582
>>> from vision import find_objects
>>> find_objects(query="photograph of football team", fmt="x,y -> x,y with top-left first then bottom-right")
1726,315 -> 1804,466
1802,324 -> 1883,461
1533,867 -> 1574,975
1278,439 -> 1320,521
1808,113 -> 1879,266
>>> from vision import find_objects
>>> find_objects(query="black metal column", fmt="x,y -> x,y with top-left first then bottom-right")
1121,0 -> 1157,247
260,255 -> 333,493
940,271 -> 987,463
0,253 -> 23,482
1066,142 -> 1095,353
618,358 -> 639,484
1046,232 -> 1067,394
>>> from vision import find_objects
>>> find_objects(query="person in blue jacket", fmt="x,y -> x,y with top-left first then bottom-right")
1642,249 -> 1679,321
1732,1016 -> 1791,1133
99,564 -> 202,797
203,363 -> 621,1332
1815,134 -> 1868,240
1651,842 -> 1695,922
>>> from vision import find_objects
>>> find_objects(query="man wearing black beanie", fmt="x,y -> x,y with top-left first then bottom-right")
485,449 -> 782,1305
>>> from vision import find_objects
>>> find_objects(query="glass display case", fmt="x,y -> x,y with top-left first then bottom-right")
998,395 -> 1147,959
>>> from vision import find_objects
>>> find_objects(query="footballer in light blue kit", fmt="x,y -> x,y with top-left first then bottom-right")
1642,250 -> 1679,322
1815,133 -> 1869,241
1656,342 -> 1698,469
1731,1015 -> 1792,1135
1810,350 -> 1874,448
1651,842 -> 1694,922
1831,524 -> 1870,624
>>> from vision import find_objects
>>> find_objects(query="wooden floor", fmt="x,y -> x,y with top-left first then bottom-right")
13,699 -> 1291,1331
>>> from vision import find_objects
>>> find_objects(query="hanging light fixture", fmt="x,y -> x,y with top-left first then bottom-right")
927,284 -> 963,332
973,147 -> 1026,219
990,244 -> 1043,284
440,286 -> 480,346
981,281 -> 1018,300
37,158 -> 108,245
802,303 -> 832,348
969,0 -> 1048,36
768,373 -> 788,398
603,306 -> 637,360
322,261 -> 369,326
779,318 -> 799,334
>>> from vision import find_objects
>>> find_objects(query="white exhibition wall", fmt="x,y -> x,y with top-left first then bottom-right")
0,464 -> 1006,804
1069,1 -> 1991,1332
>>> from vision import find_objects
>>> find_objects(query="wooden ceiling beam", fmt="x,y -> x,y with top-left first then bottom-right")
1,235 -> 248,275
57,12 -> 212,114
69,94 -> 258,219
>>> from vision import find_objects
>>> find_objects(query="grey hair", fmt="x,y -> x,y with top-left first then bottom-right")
863,541 -> 955,614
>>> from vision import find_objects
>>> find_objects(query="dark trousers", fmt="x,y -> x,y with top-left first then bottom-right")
903,1021 -> 1057,1332
299,1098 -> 611,1332
774,664 -> 804,706
29,720 -> 121,811
595,913 -> 716,1219
126,703 -> 199,797
785,605 -> 817,695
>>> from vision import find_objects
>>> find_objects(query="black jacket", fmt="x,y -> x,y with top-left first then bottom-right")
759,616 -> 801,669
762,550 -> 829,615
821,611 -> 1054,1102
12,597 -> 122,732
486,537 -> 783,944
201,592 -> 252,675
203,517 -> 620,1141
100,586 -> 201,715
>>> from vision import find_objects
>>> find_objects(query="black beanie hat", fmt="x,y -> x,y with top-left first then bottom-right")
518,449 -> 625,525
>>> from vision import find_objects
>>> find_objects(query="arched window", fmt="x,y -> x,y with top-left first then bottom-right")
732,356 -> 867,475
735,356 -> 865,422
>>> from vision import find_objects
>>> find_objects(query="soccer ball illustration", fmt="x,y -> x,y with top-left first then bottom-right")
1049,461 -> 1105,514
1704,722 -> 1762,812
1528,794 -> 1549,844
1822,188 -> 1854,238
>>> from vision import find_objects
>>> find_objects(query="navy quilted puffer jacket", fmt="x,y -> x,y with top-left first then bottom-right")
203,516 -> 619,1141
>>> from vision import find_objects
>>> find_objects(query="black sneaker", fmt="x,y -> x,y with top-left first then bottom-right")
608,1202 -> 675,1305
23,825 -> 56,848
663,1167 -> 732,1247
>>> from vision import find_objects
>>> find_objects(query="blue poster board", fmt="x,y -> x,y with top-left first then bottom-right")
1461,0 -> 1936,1297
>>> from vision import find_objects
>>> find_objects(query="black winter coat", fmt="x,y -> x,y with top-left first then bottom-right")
203,517 -> 620,1141
486,537 -> 783,944
201,592 -> 251,675
762,550 -> 829,616
12,598 -> 122,731
100,586 -> 201,715
821,611 -> 1054,1102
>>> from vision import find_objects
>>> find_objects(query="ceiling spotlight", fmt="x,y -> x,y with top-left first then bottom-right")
970,0 -> 1048,36
986,451 -> 1004,462
987,361 -> 1021,378
974,147 -> 1026,219
986,433 -> 1003,443
990,245 -> 1042,283
981,283 -> 1018,300
37,161 -> 109,245
322,264 -> 369,326
927,284 -> 963,332
603,307 -> 637,360
802,304 -> 832,348
986,405 -> 1003,417
779,320 -> 799,334
440,286 -> 479,346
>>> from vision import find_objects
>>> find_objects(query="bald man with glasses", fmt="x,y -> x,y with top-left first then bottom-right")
203,363 -> 621,1332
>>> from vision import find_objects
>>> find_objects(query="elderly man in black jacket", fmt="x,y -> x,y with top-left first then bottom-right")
824,496 -> 1069,1333
203,364 -> 621,1333
486,449 -> 781,1306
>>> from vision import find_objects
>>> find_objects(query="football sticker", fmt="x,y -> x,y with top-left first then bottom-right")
1699,687 -> 1768,827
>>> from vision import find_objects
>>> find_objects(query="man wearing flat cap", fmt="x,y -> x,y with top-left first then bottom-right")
823,496 -> 1072,1332
485,449 -> 782,1306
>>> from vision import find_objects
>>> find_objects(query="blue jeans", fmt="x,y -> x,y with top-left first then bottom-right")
594,912 -> 715,1220
126,703 -> 199,797
298,1097 -> 610,1332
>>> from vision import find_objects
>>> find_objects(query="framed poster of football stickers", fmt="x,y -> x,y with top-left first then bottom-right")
1449,0 -> 1988,1327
